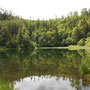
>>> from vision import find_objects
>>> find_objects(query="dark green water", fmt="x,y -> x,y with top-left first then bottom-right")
0,49 -> 90,90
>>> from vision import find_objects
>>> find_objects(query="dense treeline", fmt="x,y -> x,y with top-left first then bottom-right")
0,8 -> 90,49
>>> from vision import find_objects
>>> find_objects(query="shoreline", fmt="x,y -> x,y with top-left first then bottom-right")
38,45 -> 90,50
0,45 -> 90,51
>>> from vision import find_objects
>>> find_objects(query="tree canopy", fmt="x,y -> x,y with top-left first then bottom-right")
0,8 -> 90,49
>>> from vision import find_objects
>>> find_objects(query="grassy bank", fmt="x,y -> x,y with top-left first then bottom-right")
38,45 -> 90,50
38,47 -> 68,49
68,45 -> 90,50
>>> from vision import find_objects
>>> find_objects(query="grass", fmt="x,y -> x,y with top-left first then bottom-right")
68,45 -> 90,50
0,79 -> 14,90
38,47 -> 68,49
38,45 -> 90,50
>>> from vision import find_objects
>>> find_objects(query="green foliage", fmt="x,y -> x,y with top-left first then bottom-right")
0,8 -> 14,20
66,37 -> 73,45
72,27 -> 81,44
85,37 -> 90,47
0,79 -> 14,90
87,32 -> 90,37
0,8 -> 90,48
77,38 -> 85,46
0,19 -> 35,49
80,56 -> 90,75
16,25 -> 30,49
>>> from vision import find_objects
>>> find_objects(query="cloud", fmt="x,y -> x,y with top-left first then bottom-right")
0,0 -> 90,19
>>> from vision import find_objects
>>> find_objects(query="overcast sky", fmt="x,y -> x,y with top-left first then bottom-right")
0,0 -> 90,20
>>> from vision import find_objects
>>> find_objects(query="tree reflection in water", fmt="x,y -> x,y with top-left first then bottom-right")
0,49 -> 89,90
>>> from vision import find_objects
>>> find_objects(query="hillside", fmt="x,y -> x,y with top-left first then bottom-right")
0,8 -> 90,49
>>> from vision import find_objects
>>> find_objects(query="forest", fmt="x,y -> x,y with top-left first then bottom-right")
0,8 -> 90,49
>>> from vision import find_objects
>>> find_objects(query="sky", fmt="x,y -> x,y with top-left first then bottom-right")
0,0 -> 90,20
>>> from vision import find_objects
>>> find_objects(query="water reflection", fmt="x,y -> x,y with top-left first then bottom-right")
14,76 -> 90,90
0,49 -> 90,90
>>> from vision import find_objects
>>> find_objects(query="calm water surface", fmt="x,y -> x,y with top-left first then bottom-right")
0,49 -> 90,90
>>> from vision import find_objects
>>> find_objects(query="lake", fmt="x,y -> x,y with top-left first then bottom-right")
0,49 -> 90,90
